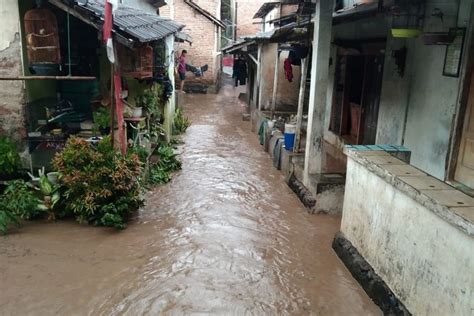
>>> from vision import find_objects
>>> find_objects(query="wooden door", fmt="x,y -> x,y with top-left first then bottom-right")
455,71 -> 474,188
360,54 -> 384,145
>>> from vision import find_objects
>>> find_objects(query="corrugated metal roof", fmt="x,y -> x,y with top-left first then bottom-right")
73,0 -> 184,42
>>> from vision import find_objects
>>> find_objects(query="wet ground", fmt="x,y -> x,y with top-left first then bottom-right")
0,82 -> 380,315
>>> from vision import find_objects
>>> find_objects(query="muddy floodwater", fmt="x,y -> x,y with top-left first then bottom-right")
0,83 -> 380,315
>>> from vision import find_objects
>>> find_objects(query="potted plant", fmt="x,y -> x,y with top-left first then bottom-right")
93,107 -> 111,135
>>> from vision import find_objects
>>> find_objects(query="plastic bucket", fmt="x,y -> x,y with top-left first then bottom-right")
284,124 -> 296,151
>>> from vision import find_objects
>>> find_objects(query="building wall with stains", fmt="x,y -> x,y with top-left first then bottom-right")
324,0 -> 473,180
0,1 -> 26,141
378,0 -> 473,180
342,157 -> 474,315
260,43 -> 301,111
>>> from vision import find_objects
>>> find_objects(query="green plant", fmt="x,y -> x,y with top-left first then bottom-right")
36,172 -> 61,221
135,84 -> 164,118
173,108 -> 190,135
148,145 -> 182,185
2,180 -> 42,220
0,180 -> 42,234
0,137 -> 21,180
53,136 -> 143,229
93,107 -> 111,135
0,205 -> 19,235
128,145 -> 149,164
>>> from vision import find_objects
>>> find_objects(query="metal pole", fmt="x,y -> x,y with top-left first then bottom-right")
294,57 -> 308,153
271,48 -> 280,118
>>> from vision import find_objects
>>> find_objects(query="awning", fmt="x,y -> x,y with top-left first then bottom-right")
221,40 -> 256,54
333,0 -> 394,25
242,17 -> 311,43
50,0 -> 186,43
176,32 -> 193,44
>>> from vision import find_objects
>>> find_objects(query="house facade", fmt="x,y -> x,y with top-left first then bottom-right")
0,0 -> 182,167
158,0 -> 225,92
228,0 -> 474,313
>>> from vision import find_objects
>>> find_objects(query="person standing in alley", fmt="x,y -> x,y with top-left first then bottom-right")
177,49 -> 187,93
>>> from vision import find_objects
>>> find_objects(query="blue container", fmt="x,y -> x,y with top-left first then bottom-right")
284,123 -> 296,151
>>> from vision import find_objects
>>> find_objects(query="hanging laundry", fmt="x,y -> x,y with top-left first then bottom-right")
233,57 -> 248,86
284,58 -> 293,82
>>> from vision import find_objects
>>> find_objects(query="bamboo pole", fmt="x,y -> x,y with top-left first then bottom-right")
271,48 -> 280,118
0,76 -> 96,81
294,57 -> 308,153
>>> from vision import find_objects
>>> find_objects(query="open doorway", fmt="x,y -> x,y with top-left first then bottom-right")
330,42 -> 385,145
454,70 -> 474,189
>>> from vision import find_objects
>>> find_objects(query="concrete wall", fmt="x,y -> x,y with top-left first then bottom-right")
164,35 -> 176,140
342,158 -> 474,315
0,0 -> 25,141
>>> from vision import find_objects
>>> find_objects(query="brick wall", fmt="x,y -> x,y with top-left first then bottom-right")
235,0 -> 268,37
160,0 -> 220,87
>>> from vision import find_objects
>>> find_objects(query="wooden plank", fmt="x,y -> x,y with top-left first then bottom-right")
0,76 -> 96,80
270,49 -> 280,118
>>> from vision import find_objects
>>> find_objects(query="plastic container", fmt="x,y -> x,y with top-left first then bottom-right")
132,107 -> 143,118
284,123 -> 296,151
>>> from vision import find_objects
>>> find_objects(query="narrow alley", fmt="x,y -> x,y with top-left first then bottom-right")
0,83 -> 380,315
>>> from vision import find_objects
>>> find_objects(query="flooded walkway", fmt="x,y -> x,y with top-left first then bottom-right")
0,83 -> 380,315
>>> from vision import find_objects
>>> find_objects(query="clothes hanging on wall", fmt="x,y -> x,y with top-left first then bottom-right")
233,57 -> 248,86
288,45 -> 310,66
284,58 -> 293,82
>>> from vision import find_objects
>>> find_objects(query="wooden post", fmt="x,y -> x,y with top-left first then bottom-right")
257,43 -> 263,112
294,57 -> 308,153
271,48 -> 280,118
110,65 -> 115,147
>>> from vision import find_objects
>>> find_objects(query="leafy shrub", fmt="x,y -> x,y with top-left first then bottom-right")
93,107 -> 111,135
128,145 -> 149,164
0,137 -> 21,180
0,180 -> 42,234
149,145 -> 182,185
173,108 -> 190,135
2,180 -> 42,220
0,206 -> 19,235
53,136 -> 143,229
135,84 -> 163,118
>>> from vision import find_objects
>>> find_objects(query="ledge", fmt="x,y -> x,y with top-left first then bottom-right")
344,149 -> 474,237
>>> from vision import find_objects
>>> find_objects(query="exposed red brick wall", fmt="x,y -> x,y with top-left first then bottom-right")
235,0 -> 268,37
160,0 -> 220,87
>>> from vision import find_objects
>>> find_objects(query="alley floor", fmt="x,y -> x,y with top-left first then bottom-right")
0,82 -> 380,315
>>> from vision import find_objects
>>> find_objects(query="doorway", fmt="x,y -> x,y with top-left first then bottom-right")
455,70 -> 474,188
330,42 -> 385,144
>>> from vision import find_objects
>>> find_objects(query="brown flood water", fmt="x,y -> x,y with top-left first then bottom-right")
0,83 -> 380,315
